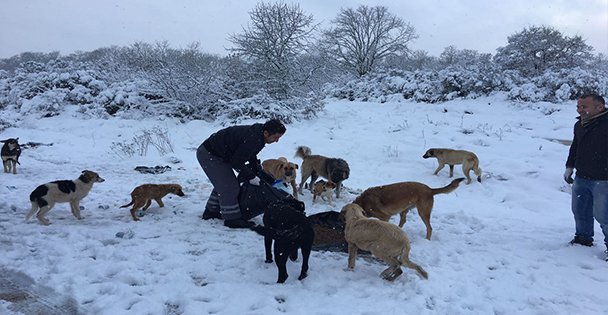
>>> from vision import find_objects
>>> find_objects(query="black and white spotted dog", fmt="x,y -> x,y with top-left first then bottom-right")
26,170 -> 105,225
1,138 -> 21,174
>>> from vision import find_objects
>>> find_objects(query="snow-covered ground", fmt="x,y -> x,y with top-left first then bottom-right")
1,95 -> 607,315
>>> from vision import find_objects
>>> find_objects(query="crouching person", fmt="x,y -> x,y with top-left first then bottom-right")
197,119 -> 286,228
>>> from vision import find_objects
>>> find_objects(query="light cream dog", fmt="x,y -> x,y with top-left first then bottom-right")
26,170 -> 105,225
423,148 -> 482,184
353,178 -> 464,240
262,157 -> 299,199
312,179 -> 337,205
120,184 -> 185,221
341,203 -> 428,281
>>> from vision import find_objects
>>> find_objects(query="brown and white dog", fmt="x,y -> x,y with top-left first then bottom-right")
262,157 -> 299,199
1,138 -> 21,174
423,148 -> 482,184
295,146 -> 350,199
312,179 -> 337,205
120,184 -> 185,221
341,203 -> 428,281
26,170 -> 105,225
353,178 -> 464,240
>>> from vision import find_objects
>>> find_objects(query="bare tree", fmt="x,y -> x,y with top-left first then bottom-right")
439,46 -> 492,68
494,25 -> 593,76
321,5 -> 417,76
228,2 -> 317,99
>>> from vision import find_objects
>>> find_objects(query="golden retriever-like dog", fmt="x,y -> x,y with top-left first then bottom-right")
262,157 -> 299,199
353,178 -> 464,240
341,203 -> 428,281
423,148 -> 482,184
26,170 -> 105,225
121,184 -> 185,221
312,179 -> 337,205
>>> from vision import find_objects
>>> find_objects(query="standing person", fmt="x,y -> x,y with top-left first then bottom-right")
197,119 -> 286,228
564,93 -> 608,261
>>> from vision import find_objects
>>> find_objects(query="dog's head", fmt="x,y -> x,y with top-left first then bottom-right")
271,157 -> 299,182
328,158 -> 350,183
79,170 -> 105,183
340,203 -> 366,223
1,138 -> 20,151
314,180 -> 337,196
422,148 -> 436,159
169,184 -> 185,197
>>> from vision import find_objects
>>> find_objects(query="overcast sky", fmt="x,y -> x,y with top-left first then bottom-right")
1,0 -> 607,59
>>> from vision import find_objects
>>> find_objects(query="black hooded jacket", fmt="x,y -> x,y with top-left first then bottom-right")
203,123 -> 265,180
566,111 -> 608,180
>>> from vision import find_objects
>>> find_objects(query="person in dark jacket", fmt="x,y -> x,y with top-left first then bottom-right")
564,93 -> 608,261
197,119 -> 286,228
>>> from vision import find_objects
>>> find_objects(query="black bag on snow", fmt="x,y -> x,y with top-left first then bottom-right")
238,171 -> 293,220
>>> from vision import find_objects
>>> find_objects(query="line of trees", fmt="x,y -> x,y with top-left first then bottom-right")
1,2 -> 607,124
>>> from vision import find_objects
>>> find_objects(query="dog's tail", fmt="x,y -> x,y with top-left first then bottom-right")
295,145 -> 312,159
403,260 -> 428,279
431,178 -> 465,195
120,201 -> 134,208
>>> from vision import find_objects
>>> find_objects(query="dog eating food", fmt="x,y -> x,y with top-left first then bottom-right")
353,178 -> 464,240
341,203 -> 428,281
120,184 -> 185,221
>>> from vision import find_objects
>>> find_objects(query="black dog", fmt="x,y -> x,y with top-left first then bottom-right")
1,138 -> 21,174
251,198 -> 314,283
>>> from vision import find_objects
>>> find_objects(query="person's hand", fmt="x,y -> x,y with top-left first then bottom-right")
563,167 -> 574,184
249,176 -> 261,186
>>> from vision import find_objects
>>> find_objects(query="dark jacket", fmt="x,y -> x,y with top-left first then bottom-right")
566,111 -> 608,180
203,123 -> 265,180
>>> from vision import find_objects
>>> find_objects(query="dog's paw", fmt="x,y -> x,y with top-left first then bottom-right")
297,272 -> 308,280
265,259 -> 273,264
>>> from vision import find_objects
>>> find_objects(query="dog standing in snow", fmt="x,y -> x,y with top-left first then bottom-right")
26,170 -> 105,225
1,138 -> 21,174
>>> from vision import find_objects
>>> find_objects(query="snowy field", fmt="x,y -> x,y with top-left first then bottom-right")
1,95 -> 607,315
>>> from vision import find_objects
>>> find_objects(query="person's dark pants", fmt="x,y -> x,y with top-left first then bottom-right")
572,176 -> 608,248
197,144 -> 242,220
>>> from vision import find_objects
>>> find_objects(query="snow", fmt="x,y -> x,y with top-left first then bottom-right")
1,95 -> 607,315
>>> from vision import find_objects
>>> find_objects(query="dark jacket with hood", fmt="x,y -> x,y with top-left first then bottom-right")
203,123 -> 265,180
566,110 -> 608,180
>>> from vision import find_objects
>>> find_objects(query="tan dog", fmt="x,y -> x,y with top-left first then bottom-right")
262,157 -> 299,199
120,184 -> 185,221
353,178 -> 464,240
341,203 -> 428,281
295,146 -> 350,198
26,170 -> 105,225
312,180 -> 337,205
423,148 -> 482,184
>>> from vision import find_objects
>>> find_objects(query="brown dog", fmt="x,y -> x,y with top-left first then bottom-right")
312,180 -> 337,205
423,148 -> 482,184
341,203 -> 428,281
353,178 -> 464,240
262,157 -> 299,199
121,184 -> 185,221
295,146 -> 350,198
26,170 -> 105,225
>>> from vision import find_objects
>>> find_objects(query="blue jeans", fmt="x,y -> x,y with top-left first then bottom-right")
571,177 -> 608,247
